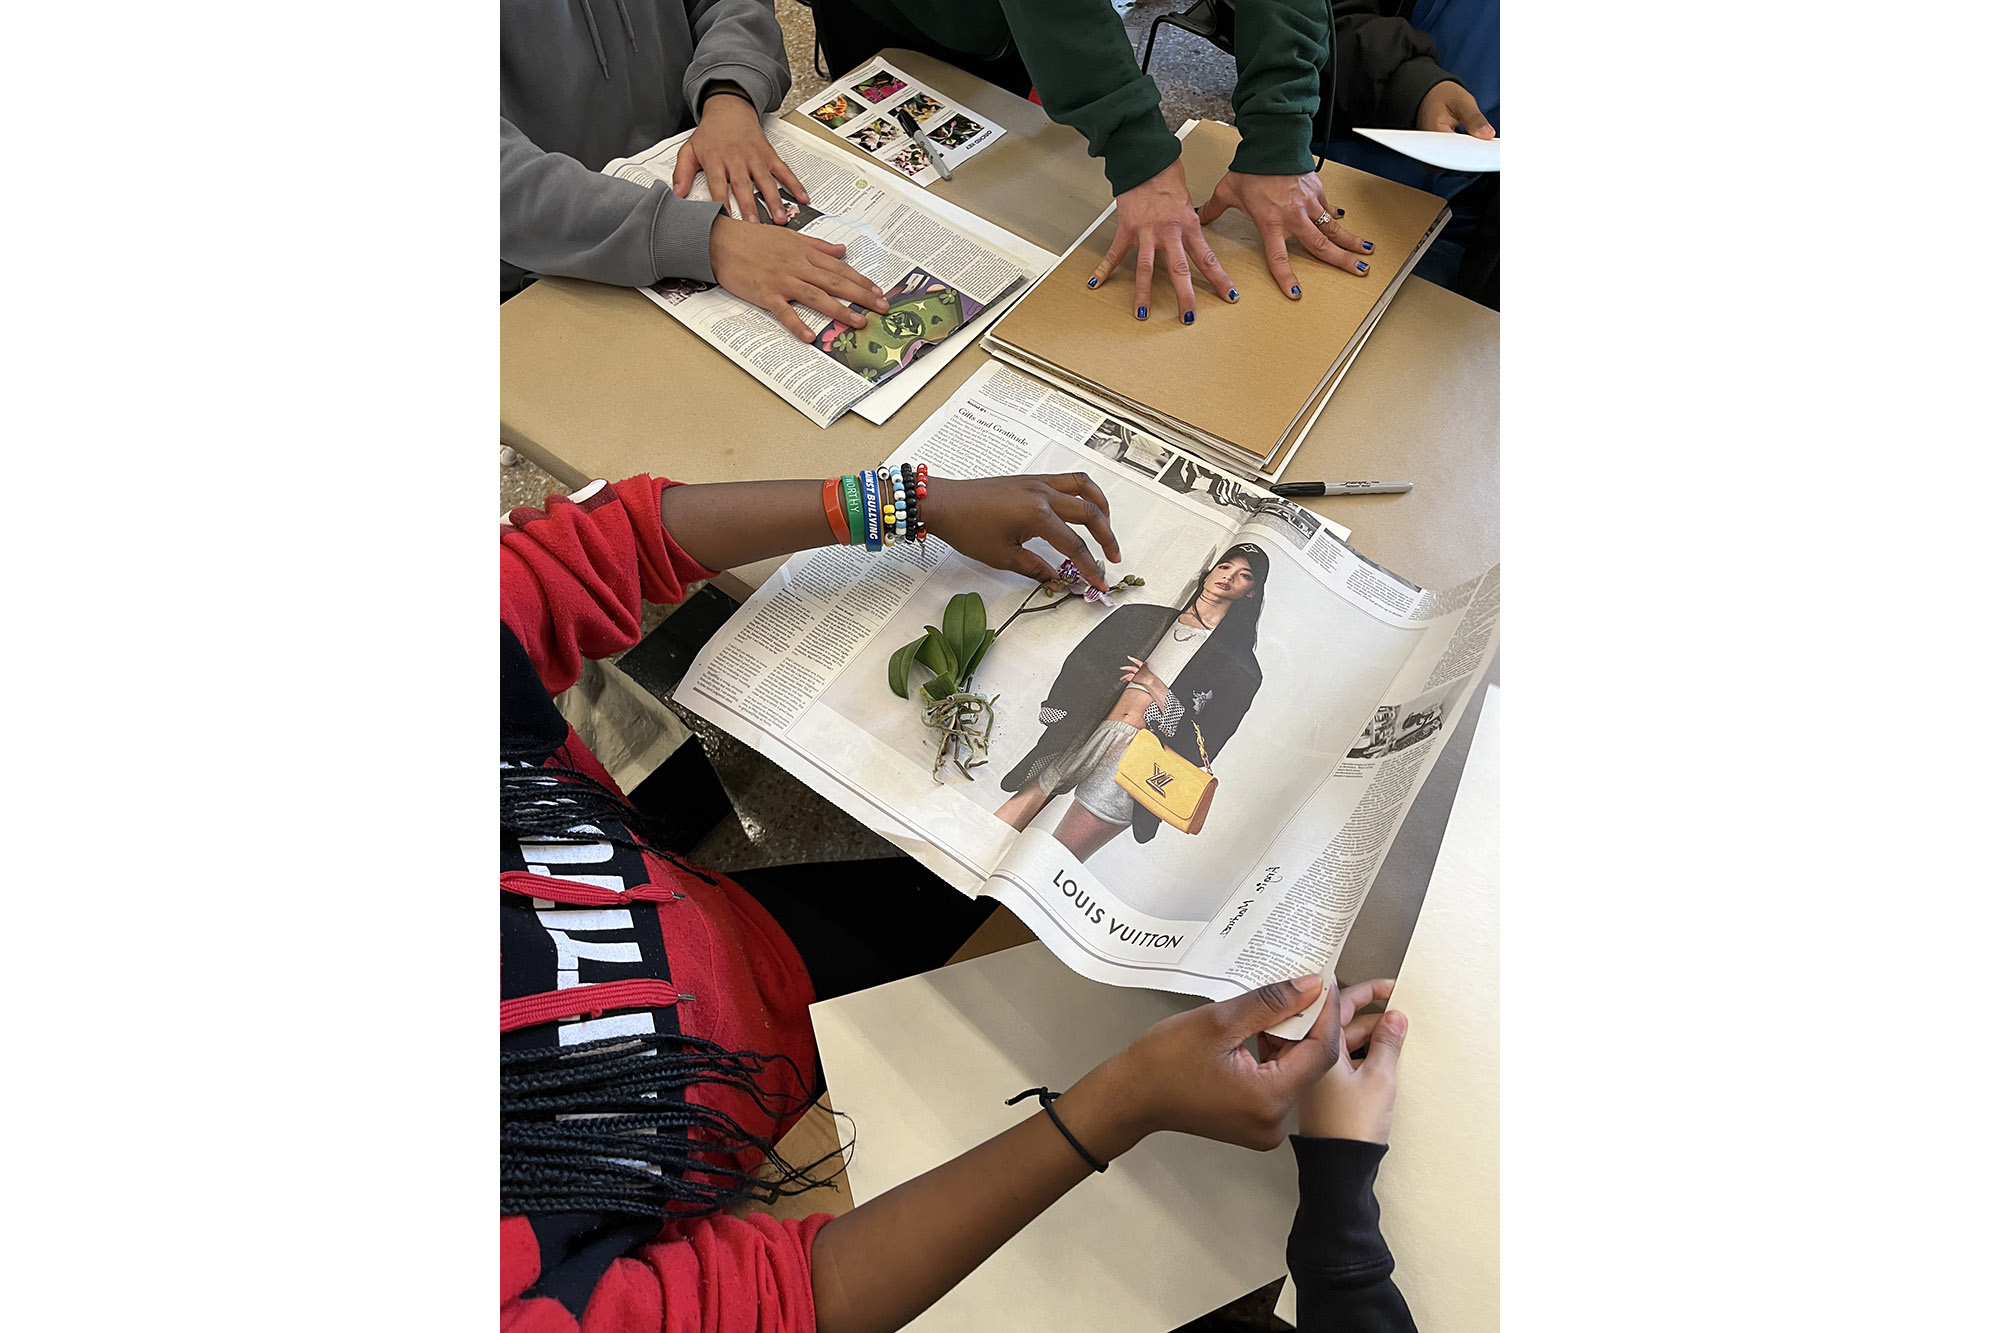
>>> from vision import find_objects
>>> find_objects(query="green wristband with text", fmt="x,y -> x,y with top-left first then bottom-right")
840,474 -> 867,546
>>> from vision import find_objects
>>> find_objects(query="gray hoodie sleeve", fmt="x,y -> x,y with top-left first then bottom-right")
682,0 -> 793,115
501,117 -> 725,286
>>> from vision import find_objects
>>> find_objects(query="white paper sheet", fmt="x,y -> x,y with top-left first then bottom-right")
812,686 -> 1498,1331
1353,127 -> 1500,173
1274,683 -> 1500,1327
811,943 -> 1300,1332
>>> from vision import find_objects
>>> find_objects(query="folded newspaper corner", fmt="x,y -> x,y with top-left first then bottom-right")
602,116 -> 1051,429
676,361 -> 1498,1037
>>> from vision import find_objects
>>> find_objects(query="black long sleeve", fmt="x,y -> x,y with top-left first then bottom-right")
1286,1137 -> 1418,1332
1325,0 -> 1461,130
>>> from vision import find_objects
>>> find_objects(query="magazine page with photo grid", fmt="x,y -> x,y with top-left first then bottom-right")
805,57 -> 1005,185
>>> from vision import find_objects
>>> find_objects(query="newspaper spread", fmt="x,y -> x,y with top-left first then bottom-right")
802,57 -> 1004,185
676,362 -> 1499,1034
604,118 -> 1052,428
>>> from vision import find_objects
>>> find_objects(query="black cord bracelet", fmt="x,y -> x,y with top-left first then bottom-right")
1006,1086 -> 1109,1173
698,84 -> 757,114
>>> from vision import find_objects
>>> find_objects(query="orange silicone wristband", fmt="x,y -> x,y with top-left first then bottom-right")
821,477 -> 849,544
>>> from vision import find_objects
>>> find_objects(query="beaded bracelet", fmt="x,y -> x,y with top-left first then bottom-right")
877,467 -> 896,546
907,462 -> 929,542
889,467 -> 907,540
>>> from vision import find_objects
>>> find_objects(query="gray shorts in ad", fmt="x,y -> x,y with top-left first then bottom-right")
1034,719 -> 1140,827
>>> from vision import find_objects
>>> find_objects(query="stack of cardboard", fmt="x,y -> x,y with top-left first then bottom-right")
982,120 -> 1450,480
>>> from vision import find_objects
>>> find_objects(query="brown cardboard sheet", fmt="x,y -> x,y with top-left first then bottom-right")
986,120 -> 1447,464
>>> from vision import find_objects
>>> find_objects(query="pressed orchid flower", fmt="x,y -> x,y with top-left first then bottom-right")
892,565 -> 1143,781
1043,559 -> 1144,604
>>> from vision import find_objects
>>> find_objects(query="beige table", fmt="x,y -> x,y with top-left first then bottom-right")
515,55 -> 1501,1307
500,51 -> 1497,599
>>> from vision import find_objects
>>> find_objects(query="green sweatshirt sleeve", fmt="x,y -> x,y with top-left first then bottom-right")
996,0 -> 1183,195
1228,0 -> 1332,177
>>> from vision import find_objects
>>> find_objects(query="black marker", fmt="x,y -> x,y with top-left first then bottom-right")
1270,480 -> 1414,497
893,107 -> 952,180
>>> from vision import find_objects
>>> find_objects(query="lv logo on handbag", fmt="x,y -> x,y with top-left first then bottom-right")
1116,721 -> 1217,835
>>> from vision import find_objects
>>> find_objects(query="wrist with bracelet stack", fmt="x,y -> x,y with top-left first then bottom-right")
823,465 -> 929,550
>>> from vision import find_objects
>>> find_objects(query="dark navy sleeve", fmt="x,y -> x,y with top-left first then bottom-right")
1287,1137 -> 1418,1332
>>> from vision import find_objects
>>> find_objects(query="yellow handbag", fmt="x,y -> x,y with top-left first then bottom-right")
1115,721 -> 1216,835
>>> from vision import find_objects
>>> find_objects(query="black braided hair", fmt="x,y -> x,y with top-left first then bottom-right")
501,747 -> 850,1219
501,753 -> 718,885
501,1033 -> 847,1219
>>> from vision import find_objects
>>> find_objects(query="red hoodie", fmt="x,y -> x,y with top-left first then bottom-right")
501,476 -> 831,1333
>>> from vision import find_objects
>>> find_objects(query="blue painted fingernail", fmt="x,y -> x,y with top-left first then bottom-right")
1356,261 -> 1369,273
1183,310 -> 1194,324
1087,275 -> 1099,288
1362,240 -> 1374,252
1227,288 -> 1239,301
1335,208 -> 1345,218
1290,285 -> 1301,297
1137,305 -> 1147,320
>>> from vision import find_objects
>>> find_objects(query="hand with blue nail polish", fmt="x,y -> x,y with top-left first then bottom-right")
1196,170 -> 1374,297
1086,160 -> 1238,327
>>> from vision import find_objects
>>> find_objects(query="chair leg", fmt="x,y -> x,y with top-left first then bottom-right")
1142,14 -> 1170,73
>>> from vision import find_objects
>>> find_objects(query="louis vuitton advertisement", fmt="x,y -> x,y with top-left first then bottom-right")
675,363 -> 1499,1024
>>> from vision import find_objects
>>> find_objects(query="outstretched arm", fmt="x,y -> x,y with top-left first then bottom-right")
500,472 -> 1123,696
811,976 -> 1345,1333
1198,1 -> 1373,299
657,473 -> 1121,585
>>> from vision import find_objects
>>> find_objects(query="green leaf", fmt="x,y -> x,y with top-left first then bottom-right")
888,637 -> 923,699
941,596 -> 968,656
962,627 -> 998,682
922,672 -> 960,701
917,625 -> 958,680
942,593 -> 987,668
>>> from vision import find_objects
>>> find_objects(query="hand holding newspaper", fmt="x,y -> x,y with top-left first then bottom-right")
676,364 -> 1498,1037
603,117 -> 1053,428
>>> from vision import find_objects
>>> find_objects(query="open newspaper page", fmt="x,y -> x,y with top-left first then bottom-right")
986,531 -> 1498,1038
675,362 -> 1498,1013
603,118 -> 1048,427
